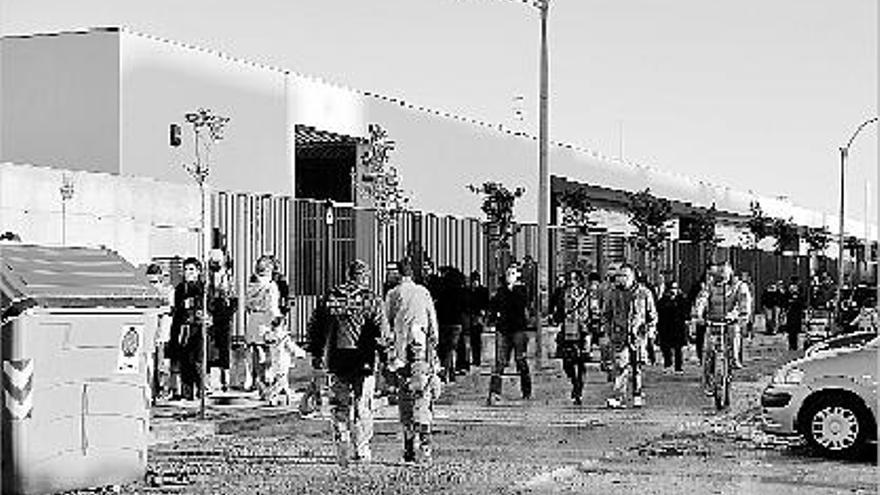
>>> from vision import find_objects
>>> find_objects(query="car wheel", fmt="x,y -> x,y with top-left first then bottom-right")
802,395 -> 871,458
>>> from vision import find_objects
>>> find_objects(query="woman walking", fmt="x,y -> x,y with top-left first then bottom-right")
657,281 -> 688,374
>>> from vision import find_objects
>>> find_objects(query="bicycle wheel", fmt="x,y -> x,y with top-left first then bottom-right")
713,339 -> 731,410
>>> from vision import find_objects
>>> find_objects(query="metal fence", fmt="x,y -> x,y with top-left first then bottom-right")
209,190 -> 851,343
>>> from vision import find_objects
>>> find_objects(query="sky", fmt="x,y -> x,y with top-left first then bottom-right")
2,0 -> 877,227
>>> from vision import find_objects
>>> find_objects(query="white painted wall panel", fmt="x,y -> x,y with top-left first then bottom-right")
120,30 -> 291,196
0,30 -> 120,173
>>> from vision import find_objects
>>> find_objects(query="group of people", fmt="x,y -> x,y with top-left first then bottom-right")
549,260 -> 755,409
304,256 -> 551,465
761,277 -> 807,350
146,252 -> 297,405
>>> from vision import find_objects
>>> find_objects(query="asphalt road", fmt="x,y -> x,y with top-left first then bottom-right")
71,333 -> 877,494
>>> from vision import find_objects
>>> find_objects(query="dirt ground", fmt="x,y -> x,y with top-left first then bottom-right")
68,333 -> 877,495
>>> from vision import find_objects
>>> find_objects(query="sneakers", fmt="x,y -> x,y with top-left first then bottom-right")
572,396 -> 583,406
633,396 -> 645,408
606,397 -> 626,409
486,393 -> 502,406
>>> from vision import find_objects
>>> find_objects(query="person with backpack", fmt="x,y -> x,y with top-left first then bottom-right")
308,260 -> 389,465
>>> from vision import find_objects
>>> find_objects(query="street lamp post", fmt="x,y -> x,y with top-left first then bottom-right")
836,116 -> 878,326
535,0 -> 550,369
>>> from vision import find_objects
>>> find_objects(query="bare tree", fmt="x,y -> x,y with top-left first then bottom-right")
180,108 -> 230,418
354,124 -> 410,277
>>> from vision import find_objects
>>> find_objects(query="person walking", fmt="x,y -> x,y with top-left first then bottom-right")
308,260 -> 389,466
690,275 -> 710,363
206,249 -> 236,392
782,278 -> 805,351
657,281 -> 688,374
603,264 -> 657,409
583,272 -> 604,363
384,260 -> 441,464
245,255 -> 282,396
552,270 -> 590,405
169,257 -> 208,401
487,263 -> 532,405
146,263 -> 174,404
457,270 -> 489,373
436,266 -> 466,383
761,282 -> 779,335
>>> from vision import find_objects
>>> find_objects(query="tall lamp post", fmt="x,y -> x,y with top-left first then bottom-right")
535,0 -> 550,369
836,116 -> 878,325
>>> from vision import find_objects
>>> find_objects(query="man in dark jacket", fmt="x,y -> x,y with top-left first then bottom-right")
457,270 -> 489,372
783,278 -> 804,351
657,281 -> 688,373
762,282 -> 779,334
436,267 -> 467,382
487,263 -> 531,405
169,257 -> 207,401
307,260 -> 389,465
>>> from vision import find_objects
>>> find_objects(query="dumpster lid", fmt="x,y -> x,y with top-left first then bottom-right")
0,244 -> 164,320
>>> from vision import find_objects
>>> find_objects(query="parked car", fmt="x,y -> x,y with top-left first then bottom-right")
761,336 -> 877,458
805,330 -> 877,358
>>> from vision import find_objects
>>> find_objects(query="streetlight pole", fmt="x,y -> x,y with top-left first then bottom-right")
536,0 -> 550,369
835,116 -> 878,327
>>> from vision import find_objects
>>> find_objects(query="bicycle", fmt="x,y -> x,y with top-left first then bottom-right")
695,318 -> 736,410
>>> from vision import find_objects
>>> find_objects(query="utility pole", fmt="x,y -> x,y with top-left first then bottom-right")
836,116 -> 878,327
536,0 -> 550,368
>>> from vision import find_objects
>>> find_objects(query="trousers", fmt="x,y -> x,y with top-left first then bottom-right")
489,330 -> 531,398
329,373 -> 375,464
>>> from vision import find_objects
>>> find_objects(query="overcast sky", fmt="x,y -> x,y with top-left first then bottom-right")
2,0 -> 877,226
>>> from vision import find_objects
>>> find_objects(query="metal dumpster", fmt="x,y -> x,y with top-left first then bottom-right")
0,244 -> 163,495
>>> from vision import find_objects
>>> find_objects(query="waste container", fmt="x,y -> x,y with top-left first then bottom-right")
0,244 -> 164,495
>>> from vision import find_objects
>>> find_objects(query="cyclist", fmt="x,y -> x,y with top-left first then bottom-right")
691,261 -> 752,397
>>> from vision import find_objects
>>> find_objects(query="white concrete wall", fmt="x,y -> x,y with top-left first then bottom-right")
0,29 -> 120,174
0,162 -> 200,265
120,30 -> 291,196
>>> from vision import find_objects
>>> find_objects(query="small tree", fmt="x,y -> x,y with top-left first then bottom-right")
354,124 -> 410,277
556,188 -> 595,274
626,188 -> 673,283
804,226 -> 832,255
746,201 -> 773,249
690,204 -> 719,266
770,217 -> 799,255
180,108 -> 230,419
468,181 -> 525,288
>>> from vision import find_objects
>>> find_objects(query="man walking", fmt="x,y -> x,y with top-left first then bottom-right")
384,260 -> 441,464
487,263 -> 532,405
307,260 -> 389,466
603,264 -> 657,409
